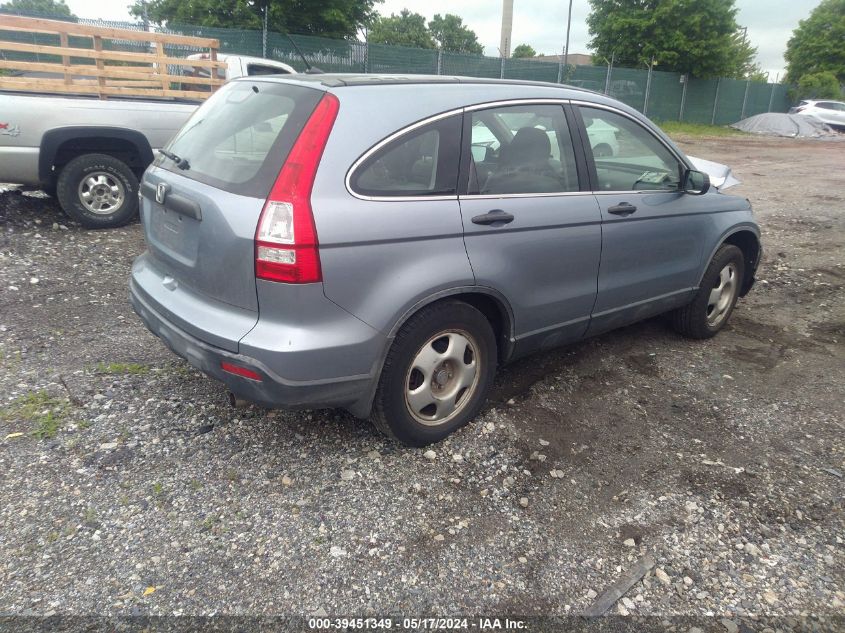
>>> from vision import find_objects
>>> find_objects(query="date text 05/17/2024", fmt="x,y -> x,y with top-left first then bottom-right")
308,618 -> 527,630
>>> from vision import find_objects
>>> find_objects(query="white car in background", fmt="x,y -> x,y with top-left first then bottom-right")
789,100 -> 845,130
584,118 -> 620,157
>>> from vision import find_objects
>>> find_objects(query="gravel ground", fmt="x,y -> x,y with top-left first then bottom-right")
0,135 -> 843,629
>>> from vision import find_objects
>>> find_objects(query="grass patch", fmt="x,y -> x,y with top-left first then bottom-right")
95,362 -> 150,375
0,348 -> 22,370
656,121 -> 747,138
1,391 -> 73,440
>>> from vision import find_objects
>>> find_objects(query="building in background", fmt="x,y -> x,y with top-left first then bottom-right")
529,53 -> 593,66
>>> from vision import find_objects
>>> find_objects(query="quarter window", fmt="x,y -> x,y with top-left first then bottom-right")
579,107 -> 682,192
350,115 -> 462,197
467,104 -> 579,195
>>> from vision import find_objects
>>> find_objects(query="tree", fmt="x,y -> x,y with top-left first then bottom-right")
0,0 -> 74,16
428,13 -> 483,54
368,9 -> 434,48
130,0 -> 379,40
512,44 -> 536,59
785,0 -> 845,84
797,71 -> 843,99
587,0 -> 748,78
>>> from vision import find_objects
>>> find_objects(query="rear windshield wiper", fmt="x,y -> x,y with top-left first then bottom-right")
159,149 -> 191,170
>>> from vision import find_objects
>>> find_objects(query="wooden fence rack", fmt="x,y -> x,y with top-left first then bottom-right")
0,14 -> 227,100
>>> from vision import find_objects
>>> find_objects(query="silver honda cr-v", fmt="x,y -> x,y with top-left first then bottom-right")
130,74 -> 761,446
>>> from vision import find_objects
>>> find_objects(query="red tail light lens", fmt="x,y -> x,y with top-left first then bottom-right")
220,361 -> 262,382
255,93 -> 339,284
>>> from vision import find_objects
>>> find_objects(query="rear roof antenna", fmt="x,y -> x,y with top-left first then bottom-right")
286,34 -> 323,74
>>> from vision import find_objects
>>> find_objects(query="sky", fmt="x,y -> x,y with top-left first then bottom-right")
64,0 -> 822,79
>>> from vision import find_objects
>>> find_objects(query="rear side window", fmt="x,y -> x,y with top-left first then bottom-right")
159,81 -> 322,197
466,104 -> 579,195
350,115 -> 462,197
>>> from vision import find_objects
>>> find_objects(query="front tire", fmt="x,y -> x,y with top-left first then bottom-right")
672,244 -> 745,339
371,301 -> 497,447
56,153 -> 139,229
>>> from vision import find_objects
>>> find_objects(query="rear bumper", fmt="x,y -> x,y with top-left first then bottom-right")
130,277 -> 379,412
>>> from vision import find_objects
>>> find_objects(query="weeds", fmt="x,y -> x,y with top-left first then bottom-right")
95,362 -> 150,375
657,121 -> 747,138
0,391 -> 73,440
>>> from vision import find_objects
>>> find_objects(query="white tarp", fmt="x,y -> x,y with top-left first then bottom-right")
731,113 -> 839,138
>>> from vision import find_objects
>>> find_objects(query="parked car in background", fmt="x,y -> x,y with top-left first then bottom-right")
179,53 -> 297,90
789,100 -> 845,130
130,74 -> 761,446
583,116 -> 620,157
0,55 -> 295,228
471,111 -> 619,162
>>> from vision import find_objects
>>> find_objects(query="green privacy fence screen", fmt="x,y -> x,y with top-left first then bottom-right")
1,9 -> 793,121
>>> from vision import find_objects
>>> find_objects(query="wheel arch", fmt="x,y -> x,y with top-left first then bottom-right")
701,226 -> 761,297
39,127 -> 154,186
385,287 -> 516,364
348,287 -> 515,419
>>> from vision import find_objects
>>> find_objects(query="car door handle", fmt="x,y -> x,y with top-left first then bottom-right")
607,202 -> 637,216
471,209 -> 515,226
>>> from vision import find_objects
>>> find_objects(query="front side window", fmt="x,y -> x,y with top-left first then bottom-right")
467,104 -> 579,195
579,106 -> 682,192
350,115 -> 461,197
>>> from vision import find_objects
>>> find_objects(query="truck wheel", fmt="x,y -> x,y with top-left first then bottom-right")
56,153 -> 138,229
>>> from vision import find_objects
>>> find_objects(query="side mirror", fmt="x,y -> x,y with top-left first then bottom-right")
683,169 -> 710,195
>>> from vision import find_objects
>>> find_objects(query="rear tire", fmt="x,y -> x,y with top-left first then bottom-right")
56,153 -> 138,229
371,301 -> 497,447
672,244 -> 745,339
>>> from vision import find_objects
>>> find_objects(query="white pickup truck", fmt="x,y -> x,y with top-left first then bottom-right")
0,54 -> 295,228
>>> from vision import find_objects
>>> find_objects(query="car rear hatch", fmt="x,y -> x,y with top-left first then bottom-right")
137,79 -> 325,352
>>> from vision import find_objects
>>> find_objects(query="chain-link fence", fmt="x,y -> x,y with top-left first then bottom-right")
0,9 -> 793,120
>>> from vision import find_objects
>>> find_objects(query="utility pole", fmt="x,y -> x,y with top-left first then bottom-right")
499,0 -> 514,59
263,2 -> 269,59
563,0 -> 573,71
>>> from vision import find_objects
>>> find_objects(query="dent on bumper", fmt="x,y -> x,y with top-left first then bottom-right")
129,281 -> 377,412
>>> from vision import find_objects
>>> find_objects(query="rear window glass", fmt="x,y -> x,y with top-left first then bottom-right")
157,81 -> 322,197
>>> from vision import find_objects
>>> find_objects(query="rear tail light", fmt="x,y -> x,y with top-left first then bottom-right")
255,93 -> 340,284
